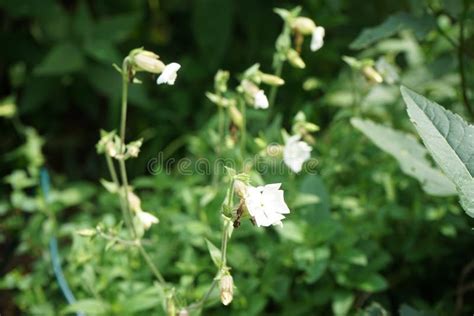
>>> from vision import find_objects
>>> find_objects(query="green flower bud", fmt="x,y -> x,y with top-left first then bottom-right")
259,72 -> 285,86
287,49 -> 306,69
228,104 -> 243,129
292,17 -> 316,35
362,66 -> 383,83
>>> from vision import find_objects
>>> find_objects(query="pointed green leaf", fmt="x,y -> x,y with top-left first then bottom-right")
401,86 -> 474,216
351,118 -> 456,196
205,239 -> 222,268
61,299 -> 111,315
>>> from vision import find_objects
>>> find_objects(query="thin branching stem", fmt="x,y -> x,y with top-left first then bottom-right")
113,56 -> 167,286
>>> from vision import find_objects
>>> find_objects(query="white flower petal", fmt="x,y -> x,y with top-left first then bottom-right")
157,62 -> 181,85
283,135 -> 312,173
254,90 -> 269,109
310,26 -> 325,52
136,211 -> 159,230
244,183 -> 290,227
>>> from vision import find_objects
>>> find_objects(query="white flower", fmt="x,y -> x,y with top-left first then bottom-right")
244,183 -> 290,227
136,211 -> 159,230
284,135 -> 312,173
127,190 -> 143,213
157,62 -> 181,85
310,26 -> 325,52
254,90 -> 269,109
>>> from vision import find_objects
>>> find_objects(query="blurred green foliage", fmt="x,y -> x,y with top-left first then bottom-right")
1,0 -> 474,315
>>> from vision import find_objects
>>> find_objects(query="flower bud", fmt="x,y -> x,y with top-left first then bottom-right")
234,180 -> 247,199
106,141 -> 119,158
77,228 -> 96,237
287,49 -> 306,69
215,70 -> 230,93
132,50 -> 165,74
259,72 -> 285,86
362,66 -> 383,83
178,309 -> 189,316
127,190 -> 142,213
241,79 -> 259,96
125,139 -> 143,158
220,274 -> 234,306
228,104 -> 243,129
0,100 -> 16,118
292,17 -> 316,35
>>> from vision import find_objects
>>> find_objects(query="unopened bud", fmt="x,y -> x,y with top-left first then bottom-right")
234,180 -> 247,198
178,309 -> 189,316
215,70 -> 230,93
0,102 -> 16,118
228,104 -> 243,129
133,50 -> 165,74
77,228 -> 96,237
240,79 -> 259,96
127,190 -> 142,213
220,274 -> 234,306
259,72 -> 285,86
362,66 -> 383,83
287,49 -> 306,69
106,141 -> 118,158
292,17 -> 316,35
125,139 -> 143,158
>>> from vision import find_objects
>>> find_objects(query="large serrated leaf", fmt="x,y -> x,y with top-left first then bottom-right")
351,118 -> 456,196
401,86 -> 474,217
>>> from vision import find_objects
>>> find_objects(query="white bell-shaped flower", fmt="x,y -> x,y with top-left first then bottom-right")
244,183 -> 290,227
254,90 -> 269,109
136,210 -> 159,230
157,62 -> 181,85
310,26 -> 325,52
283,135 -> 312,173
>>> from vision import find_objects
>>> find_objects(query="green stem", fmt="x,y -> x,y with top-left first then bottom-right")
458,2 -> 474,119
115,56 -> 166,286
137,243 -> 166,284
268,60 -> 284,108
105,154 -> 134,235
239,99 -> 247,169
218,106 -> 225,156
120,58 -> 130,148
188,181 -> 234,313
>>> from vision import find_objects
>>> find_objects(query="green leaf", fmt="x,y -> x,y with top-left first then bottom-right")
350,12 -> 435,49
331,291 -> 354,316
401,86 -> 474,217
94,13 -> 141,43
351,118 -> 456,196
399,304 -> 429,316
357,273 -> 388,292
292,193 -> 320,208
83,39 -> 121,65
205,239 -> 222,268
61,299 -> 111,315
299,174 -> 331,223
34,43 -> 85,76
121,287 -> 163,313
